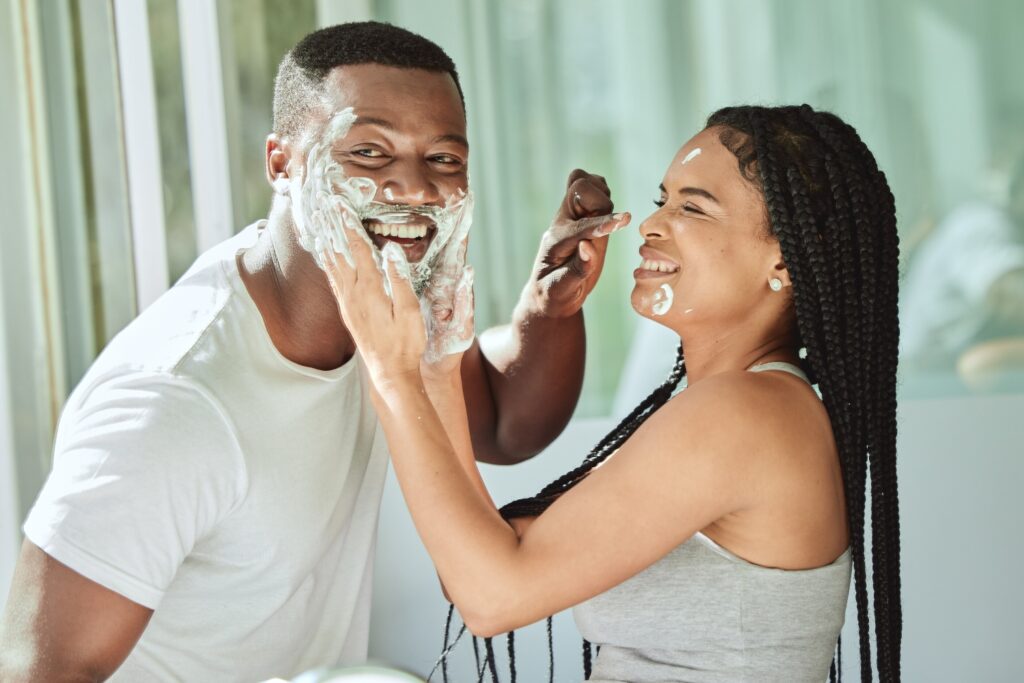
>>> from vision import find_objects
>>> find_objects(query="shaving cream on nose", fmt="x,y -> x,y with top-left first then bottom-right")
652,283 -> 674,316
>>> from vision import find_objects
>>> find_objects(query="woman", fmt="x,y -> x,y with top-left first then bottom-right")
325,104 -> 901,682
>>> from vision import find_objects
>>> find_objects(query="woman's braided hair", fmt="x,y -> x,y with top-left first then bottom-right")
438,104 -> 901,682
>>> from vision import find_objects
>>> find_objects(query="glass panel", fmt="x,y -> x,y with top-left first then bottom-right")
0,0 -> 136,519
219,0 -> 317,229
148,0 -> 198,282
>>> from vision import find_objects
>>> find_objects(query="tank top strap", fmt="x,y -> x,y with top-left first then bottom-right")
747,361 -> 811,385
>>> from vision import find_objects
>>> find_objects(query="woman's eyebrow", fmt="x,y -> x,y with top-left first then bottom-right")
678,186 -> 720,205
658,183 -> 721,204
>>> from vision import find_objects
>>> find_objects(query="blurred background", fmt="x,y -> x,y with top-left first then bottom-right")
1,0 -> 1022,680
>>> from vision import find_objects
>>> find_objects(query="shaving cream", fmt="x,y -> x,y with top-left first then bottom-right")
289,107 -> 474,298
652,283 -> 674,316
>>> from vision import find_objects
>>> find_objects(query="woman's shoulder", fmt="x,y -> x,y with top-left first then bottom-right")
652,368 -> 832,462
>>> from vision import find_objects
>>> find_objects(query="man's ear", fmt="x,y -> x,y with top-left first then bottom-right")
266,134 -> 291,195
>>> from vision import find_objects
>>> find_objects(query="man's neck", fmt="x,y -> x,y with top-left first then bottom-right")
237,213 -> 357,371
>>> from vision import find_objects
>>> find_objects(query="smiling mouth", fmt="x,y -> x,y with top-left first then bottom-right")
364,215 -> 436,262
638,259 -> 680,274
634,258 -> 681,280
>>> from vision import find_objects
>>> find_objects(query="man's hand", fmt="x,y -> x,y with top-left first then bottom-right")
524,169 -> 631,319
459,169 -> 629,463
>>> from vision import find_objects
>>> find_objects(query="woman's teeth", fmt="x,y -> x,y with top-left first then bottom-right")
367,223 -> 428,239
640,259 -> 680,274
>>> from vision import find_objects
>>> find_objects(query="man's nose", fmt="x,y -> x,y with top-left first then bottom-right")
379,160 -> 441,205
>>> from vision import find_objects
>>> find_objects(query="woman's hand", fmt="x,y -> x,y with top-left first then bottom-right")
420,234 -> 475,379
320,203 -> 426,387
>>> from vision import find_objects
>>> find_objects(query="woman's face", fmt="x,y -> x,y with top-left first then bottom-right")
631,127 -> 788,334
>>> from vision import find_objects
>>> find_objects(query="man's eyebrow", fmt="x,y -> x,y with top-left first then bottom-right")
348,116 -> 397,131
432,134 -> 469,148
345,118 -> 468,148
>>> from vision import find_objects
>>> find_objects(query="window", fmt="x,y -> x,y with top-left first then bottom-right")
2,4 -> 1022,679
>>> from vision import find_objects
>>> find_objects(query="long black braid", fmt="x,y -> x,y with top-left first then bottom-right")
501,344 -> 687,519
435,104 -> 900,682
706,105 -> 902,681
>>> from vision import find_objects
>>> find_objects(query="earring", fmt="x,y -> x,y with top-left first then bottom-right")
769,277 -> 783,292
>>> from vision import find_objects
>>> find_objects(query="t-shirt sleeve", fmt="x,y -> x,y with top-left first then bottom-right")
23,372 -> 247,609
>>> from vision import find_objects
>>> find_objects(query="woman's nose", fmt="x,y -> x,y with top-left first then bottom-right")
638,212 -> 667,240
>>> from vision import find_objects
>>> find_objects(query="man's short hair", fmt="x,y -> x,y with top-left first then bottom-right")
272,21 -> 465,139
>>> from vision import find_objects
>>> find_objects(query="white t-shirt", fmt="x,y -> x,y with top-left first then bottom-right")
23,223 -> 391,682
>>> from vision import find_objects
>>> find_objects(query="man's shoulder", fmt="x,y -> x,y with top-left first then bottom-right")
92,226 -> 262,381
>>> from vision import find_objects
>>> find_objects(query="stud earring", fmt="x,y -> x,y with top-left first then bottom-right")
769,277 -> 783,292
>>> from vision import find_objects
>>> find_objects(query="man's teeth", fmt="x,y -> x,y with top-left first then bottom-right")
640,259 -> 680,273
367,223 -> 429,239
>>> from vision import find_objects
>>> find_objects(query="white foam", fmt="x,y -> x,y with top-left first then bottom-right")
652,283 -> 674,316
289,107 -> 476,363
290,107 -> 474,299
681,147 -> 703,165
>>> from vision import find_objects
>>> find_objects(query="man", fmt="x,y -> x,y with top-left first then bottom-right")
0,22 -> 624,681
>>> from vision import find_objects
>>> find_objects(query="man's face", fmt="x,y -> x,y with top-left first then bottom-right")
297,63 -> 469,264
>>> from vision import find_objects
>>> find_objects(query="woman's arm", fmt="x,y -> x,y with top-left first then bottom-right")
324,217 -> 757,637
371,368 -> 758,636
421,367 -> 494,508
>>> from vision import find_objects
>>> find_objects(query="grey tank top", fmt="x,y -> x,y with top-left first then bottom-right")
573,362 -> 851,683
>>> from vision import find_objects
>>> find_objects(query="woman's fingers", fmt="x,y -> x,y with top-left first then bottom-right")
454,265 -> 475,336
454,233 -> 470,267
340,214 -> 376,276
322,241 -> 357,293
381,243 -> 418,315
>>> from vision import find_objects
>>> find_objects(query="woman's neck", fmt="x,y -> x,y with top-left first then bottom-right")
678,327 -> 800,385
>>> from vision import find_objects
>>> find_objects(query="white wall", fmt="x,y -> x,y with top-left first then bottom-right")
369,392 -> 1024,681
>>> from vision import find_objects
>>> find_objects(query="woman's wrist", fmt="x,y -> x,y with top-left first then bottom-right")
372,366 -> 426,401
421,355 -> 465,384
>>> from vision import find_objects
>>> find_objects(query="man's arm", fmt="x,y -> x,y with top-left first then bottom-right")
462,170 -> 630,464
1,374 -> 245,680
0,541 -> 152,682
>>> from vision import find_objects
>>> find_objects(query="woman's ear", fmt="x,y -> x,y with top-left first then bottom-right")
765,242 -> 793,289
772,258 -> 793,288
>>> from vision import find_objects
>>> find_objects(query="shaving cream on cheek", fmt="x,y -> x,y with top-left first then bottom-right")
290,108 -> 376,270
289,107 -> 475,298
651,283 -> 674,316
